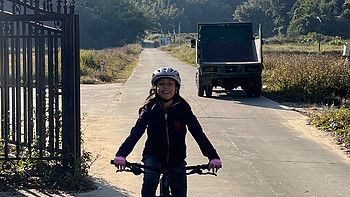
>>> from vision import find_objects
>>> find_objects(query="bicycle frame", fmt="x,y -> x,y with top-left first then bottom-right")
160,172 -> 171,196
111,160 -> 216,196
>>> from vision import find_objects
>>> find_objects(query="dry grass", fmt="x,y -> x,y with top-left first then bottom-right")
263,43 -> 344,53
80,44 -> 142,84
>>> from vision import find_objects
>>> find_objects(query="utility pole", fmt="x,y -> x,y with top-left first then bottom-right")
169,24 -> 175,43
316,17 -> 322,52
178,23 -> 181,45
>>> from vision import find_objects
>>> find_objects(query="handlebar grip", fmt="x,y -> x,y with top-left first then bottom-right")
110,159 -> 130,167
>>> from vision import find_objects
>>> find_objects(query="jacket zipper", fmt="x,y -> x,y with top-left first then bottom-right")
165,113 -> 170,164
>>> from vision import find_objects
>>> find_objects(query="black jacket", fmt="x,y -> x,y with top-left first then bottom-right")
116,96 -> 220,165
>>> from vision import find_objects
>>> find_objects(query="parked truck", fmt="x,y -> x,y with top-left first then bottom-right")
191,22 -> 263,97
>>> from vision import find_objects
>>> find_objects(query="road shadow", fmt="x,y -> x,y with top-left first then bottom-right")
73,177 -> 131,197
0,178 -> 131,197
205,88 -> 287,110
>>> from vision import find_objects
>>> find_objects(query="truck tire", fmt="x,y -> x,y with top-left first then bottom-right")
244,86 -> 253,97
245,75 -> 262,97
205,85 -> 213,97
198,85 -> 204,97
253,84 -> 262,97
252,75 -> 262,97
196,71 -> 205,97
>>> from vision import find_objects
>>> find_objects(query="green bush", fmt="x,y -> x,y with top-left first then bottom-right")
0,146 -> 94,191
80,51 -> 99,70
309,105 -> 350,150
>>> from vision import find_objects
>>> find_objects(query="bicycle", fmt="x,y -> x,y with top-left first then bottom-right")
110,160 -> 217,197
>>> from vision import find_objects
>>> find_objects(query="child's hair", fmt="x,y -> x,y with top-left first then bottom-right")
138,86 -> 157,114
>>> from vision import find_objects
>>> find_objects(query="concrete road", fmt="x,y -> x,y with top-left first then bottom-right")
78,43 -> 350,197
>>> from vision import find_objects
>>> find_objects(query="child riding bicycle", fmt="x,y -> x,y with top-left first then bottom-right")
114,67 -> 222,197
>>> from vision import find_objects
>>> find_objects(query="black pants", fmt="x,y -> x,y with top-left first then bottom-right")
141,156 -> 187,197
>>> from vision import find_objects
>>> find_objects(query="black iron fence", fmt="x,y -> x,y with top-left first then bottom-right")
0,0 -> 80,169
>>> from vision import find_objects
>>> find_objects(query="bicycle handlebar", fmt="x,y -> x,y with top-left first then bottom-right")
110,160 -> 217,176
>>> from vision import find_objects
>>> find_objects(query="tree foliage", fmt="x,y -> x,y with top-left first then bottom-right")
288,0 -> 336,35
135,0 -> 239,33
234,0 -> 350,38
76,0 -> 151,49
234,0 -> 275,37
75,0 -> 350,49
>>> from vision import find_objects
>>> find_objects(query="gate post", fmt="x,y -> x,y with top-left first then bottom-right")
61,14 -> 81,169
74,14 -> 81,166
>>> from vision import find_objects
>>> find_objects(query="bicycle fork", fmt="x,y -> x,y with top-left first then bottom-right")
159,174 -> 171,196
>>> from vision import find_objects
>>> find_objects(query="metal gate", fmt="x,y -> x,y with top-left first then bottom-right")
0,0 -> 80,169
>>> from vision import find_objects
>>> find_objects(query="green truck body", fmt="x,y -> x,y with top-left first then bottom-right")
191,22 -> 263,97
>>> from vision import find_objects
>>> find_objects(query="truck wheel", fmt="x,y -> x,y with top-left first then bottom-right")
196,71 -> 205,97
205,85 -> 213,97
245,87 -> 253,97
198,85 -> 204,97
252,76 -> 262,97
243,80 -> 254,97
253,84 -> 262,97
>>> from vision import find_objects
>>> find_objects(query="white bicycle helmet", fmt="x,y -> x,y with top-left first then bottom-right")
151,67 -> 181,86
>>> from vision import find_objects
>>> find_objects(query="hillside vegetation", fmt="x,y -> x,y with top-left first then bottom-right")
76,0 -> 350,49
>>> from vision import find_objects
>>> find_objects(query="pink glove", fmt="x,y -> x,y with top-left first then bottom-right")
114,156 -> 126,171
209,159 -> 222,172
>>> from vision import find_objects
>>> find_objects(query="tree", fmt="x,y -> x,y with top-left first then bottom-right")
75,0 -> 349,48
233,0 -> 298,37
334,0 -> 346,15
135,0 -> 239,32
75,0 -> 151,49
265,0 -> 297,35
342,3 -> 350,19
183,0 -> 233,32
287,0 -> 337,36
135,0 -> 186,33
233,0 -> 275,37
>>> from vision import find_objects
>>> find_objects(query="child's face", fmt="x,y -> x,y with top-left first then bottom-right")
156,78 -> 178,101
